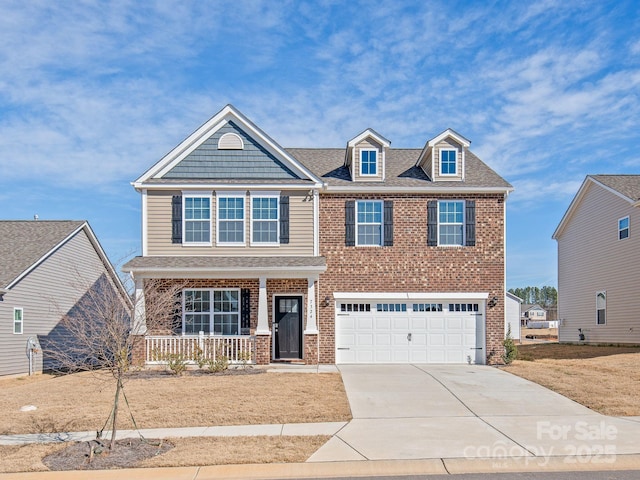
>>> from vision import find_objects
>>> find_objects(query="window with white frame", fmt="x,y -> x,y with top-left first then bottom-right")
619,216 -> 629,240
596,291 -> 606,325
183,195 -> 211,244
440,149 -> 457,175
360,149 -> 377,176
183,289 -> 240,335
217,194 -> 245,244
438,200 -> 464,246
356,200 -> 383,246
251,195 -> 279,244
13,308 -> 23,334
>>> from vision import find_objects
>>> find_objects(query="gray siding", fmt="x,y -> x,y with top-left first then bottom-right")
557,183 -> 640,344
163,121 -> 300,179
147,190 -> 314,256
0,230 -> 112,376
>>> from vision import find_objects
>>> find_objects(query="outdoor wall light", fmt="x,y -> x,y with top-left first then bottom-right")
323,295 -> 331,307
488,296 -> 498,308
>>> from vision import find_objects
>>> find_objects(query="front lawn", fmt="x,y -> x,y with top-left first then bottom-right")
503,343 -> 640,416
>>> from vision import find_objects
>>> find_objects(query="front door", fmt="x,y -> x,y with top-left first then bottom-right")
274,296 -> 303,359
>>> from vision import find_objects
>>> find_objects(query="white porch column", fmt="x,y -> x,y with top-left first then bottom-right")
256,276 -> 270,335
304,276 -> 319,334
132,276 -> 147,335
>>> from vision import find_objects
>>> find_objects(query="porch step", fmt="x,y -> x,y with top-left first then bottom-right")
265,363 -> 339,374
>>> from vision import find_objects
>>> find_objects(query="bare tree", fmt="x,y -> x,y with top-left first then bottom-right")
42,274 -> 183,451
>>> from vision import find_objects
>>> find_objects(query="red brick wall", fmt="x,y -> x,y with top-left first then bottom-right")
317,193 -> 506,365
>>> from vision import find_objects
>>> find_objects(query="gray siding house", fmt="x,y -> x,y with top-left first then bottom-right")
0,221 -> 129,376
553,175 -> 640,344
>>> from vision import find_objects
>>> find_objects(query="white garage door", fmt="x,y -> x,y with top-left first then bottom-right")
335,300 -> 485,364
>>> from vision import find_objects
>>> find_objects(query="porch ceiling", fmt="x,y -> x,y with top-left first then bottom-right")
122,255 -> 326,279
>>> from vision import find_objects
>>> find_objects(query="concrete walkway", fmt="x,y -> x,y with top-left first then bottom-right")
308,364 -> 640,467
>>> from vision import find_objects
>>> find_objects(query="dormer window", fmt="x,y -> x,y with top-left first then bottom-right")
440,149 -> 457,175
360,150 -> 378,176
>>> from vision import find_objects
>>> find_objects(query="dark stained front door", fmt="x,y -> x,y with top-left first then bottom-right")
274,296 -> 303,359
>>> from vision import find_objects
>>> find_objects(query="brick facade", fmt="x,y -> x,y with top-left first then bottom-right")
317,193 -> 506,365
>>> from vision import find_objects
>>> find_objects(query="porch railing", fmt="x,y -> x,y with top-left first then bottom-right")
145,334 -> 256,365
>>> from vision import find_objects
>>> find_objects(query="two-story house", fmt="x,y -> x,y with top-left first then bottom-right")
123,105 -> 513,366
553,175 -> 640,344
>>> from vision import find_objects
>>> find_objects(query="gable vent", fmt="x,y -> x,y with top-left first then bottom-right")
218,132 -> 244,150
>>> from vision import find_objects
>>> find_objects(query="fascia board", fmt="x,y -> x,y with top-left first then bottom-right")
347,128 -> 391,148
415,143 -> 432,167
6,223 -> 87,290
323,185 -> 514,195
427,128 -> 471,148
334,292 -> 489,300
132,182 -> 323,191
124,265 -> 327,279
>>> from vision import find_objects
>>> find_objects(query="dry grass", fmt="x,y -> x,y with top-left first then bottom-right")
504,343 -> 640,416
0,436 -> 330,473
0,370 -> 351,436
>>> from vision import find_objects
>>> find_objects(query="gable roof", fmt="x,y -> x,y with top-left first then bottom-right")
288,147 -> 512,192
0,221 -> 130,305
133,104 -> 323,189
553,175 -> 640,239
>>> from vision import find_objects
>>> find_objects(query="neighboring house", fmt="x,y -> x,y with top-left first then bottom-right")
522,304 -> 547,324
123,105 -> 513,366
0,221 -> 130,377
505,292 -> 522,340
553,175 -> 640,344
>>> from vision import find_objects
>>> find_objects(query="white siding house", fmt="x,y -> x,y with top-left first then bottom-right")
505,292 -> 521,340
0,221 -> 130,376
553,175 -> 640,344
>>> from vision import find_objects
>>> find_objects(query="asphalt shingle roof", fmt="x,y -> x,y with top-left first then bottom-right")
591,175 -> 640,202
0,220 -> 86,288
122,255 -> 326,271
286,148 -> 512,189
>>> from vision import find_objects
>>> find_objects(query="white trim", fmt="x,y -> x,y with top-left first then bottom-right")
439,148 -> 458,176
427,128 -> 471,148
216,191 -> 246,247
249,191 -> 280,247
182,192 -> 213,247
359,149 -> 379,177
313,190 -> 319,256
333,292 -> 489,300
596,290 -> 607,325
182,288 -> 241,335
13,307 -> 23,335
618,215 -> 630,240
134,104 -> 323,186
133,182 -> 323,191
437,200 -> 465,246
347,128 -> 391,148
272,293 -> 305,360
125,267 -> 325,279
324,185 -> 513,194
141,189 -> 148,256
256,277 -> 270,335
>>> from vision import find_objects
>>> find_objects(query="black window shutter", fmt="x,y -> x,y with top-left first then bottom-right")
172,290 -> 182,334
345,200 -> 355,246
427,200 -> 438,246
383,200 -> 393,246
279,196 -> 289,244
171,195 -> 182,244
465,200 -> 476,246
241,288 -> 251,335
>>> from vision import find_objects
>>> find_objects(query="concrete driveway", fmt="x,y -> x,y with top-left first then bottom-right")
308,364 -> 640,463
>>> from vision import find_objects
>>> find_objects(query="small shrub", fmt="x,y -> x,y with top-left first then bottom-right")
166,354 -> 187,375
193,346 -> 207,369
237,350 -> 253,369
206,355 -> 229,373
502,325 -> 518,364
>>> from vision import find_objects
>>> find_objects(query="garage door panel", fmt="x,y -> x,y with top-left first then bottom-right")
336,298 -> 483,365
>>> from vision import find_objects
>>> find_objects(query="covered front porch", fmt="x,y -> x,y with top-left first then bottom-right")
123,256 -> 327,366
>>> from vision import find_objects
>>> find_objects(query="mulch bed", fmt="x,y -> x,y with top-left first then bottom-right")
126,367 -> 265,380
42,438 -> 173,471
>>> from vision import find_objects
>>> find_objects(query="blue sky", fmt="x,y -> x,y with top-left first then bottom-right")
1,0 -> 639,288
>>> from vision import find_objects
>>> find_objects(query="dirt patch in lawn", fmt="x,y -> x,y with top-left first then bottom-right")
503,343 -> 640,416
0,369 -> 351,436
0,436 -> 329,473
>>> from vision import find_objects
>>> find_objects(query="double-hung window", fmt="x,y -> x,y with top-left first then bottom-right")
619,216 -> 629,240
440,149 -> 457,175
251,194 -> 279,245
183,289 -> 240,335
217,193 -> 245,245
13,308 -> 23,334
360,150 -> 377,176
356,200 -> 383,246
183,194 -> 211,244
438,200 -> 464,246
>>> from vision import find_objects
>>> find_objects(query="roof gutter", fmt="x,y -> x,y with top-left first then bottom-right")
131,181 -> 324,191
323,185 -> 514,195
